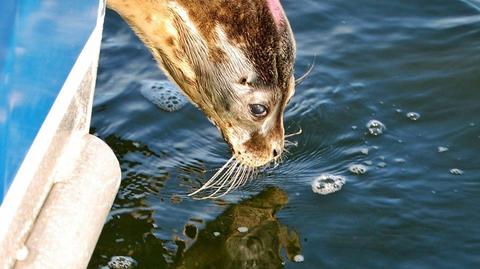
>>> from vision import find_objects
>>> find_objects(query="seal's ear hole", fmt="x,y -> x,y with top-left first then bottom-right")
239,77 -> 248,85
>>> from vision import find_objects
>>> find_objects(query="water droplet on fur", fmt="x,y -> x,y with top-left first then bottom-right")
349,164 -> 368,175
311,174 -> 346,195
406,112 -> 421,121
366,120 -> 386,136
140,80 -> 187,112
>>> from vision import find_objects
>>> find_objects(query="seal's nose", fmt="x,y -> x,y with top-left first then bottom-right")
273,149 -> 279,158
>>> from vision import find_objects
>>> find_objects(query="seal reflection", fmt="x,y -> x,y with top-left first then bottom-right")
176,187 -> 302,269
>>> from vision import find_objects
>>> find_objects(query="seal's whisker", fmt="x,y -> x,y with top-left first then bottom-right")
284,140 -> 297,147
188,156 -> 234,196
272,158 -> 281,169
200,161 -> 240,199
239,167 -> 252,188
190,147 -> 285,199
208,160 -> 239,193
213,164 -> 245,199
295,54 -> 316,86
194,158 -> 233,193
235,165 -> 249,189
250,168 -> 259,183
239,167 -> 250,187
285,127 -> 302,138
231,165 -> 246,190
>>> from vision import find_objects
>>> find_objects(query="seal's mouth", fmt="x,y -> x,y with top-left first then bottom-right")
188,128 -> 302,199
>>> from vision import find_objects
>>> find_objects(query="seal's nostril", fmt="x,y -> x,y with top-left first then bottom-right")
273,149 -> 278,157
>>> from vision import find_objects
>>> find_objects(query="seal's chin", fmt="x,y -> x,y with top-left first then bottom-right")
227,139 -> 284,168
234,154 -> 275,168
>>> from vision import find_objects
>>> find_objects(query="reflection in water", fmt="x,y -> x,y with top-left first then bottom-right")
91,209 -> 169,268
89,183 -> 301,269
175,187 -> 301,269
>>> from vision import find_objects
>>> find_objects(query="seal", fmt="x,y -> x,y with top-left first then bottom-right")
107,0 -> 296,169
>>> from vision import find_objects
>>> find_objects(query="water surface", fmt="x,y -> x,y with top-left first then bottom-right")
89,1 -> 480,268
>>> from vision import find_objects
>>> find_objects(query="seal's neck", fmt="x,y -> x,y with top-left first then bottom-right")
107,0 -> 169,46
107,0 -> 197,94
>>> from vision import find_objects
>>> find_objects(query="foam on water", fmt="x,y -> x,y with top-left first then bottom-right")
107,256 -> 137,269
311,174 -> 346,195
293,254 -> 305,262
366,120 -> 386,136
140,80 -> 187,112
349,164 -> 368,175
406,112 -> 421,121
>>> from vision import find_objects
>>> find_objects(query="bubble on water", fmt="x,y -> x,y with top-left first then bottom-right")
213,232 -> 221,237
406,112 -> 421,121
395,109 -> 403,113
438,146 -> 449,153
293,254 -> 305,263
364,160 -> 373,166
237,227 -> 249,233
107,256 -> 138,269
311,174 -> 346,195
360,148 -> 369,155
351,125 -> 358,130
394,158 -> 406,163
349,164 -> 368,175
450,168 -> 464,175
366,120 -> 386,136
140,80 -> 188,112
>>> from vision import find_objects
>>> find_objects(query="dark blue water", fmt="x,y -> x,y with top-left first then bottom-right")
89,1 -> 480,268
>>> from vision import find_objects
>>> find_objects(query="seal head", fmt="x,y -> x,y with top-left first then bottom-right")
108,0 -> 296,168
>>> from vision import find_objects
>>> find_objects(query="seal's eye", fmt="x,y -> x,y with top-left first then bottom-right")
249,104 -> 268,118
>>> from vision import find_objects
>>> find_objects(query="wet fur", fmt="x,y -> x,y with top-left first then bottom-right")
107,0 -> 297,196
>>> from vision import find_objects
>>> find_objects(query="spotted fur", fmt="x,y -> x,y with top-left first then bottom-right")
108,0 -> 296,168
